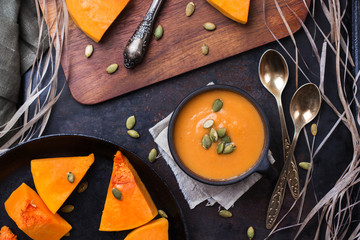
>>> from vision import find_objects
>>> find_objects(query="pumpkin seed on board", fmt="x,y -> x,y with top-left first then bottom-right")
217,141 -> 225,154
126,115 -> 136,129
77,181 -> 88,193
299,162 -> 311,170
67,172 -> 75,183
219,209 -> 232,218
85,44 -> 94,58
128,130 -> 140,138
217,128 -> 226,138
154,25 -> 163,40
148,148 -> 157,163
203,119 -> 214,129
311,123 -> 317,136
210,128 -> 218,142
158,209 -> 168,218
203,22 -> 216,31
212,99 -> 223,112
106,63 -> 118,74
247,226 -> 255,240
201,43 -> 209,55
61,205 -> 75,213
185,2 -> 195,17
201,134 -> 212,149
112,188 -> 123,200
223,143 -> 235,154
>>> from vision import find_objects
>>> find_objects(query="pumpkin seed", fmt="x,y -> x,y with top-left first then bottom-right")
30,199 -> 37,208
154,25 -> 163,40
186,2 -> 195,17
67,172 -> 75,183
210,128 -> 218,142
106,63 -> 118,74
126,115 -> 136,129
217,141 -> 225,154
61,205 -> 74,213
217,128 -> 226,138
221,135 -> 231,143
201,43 -> 209,55
299,162 -> 311,170
158,209 -> 168,218
77,181 -> 88,193
212,99 -> 223,112
128,130 -> 140,138
311,123 -> 317,136
148,148 -> 157,163
112,188 -> 123,200
64,232 -> 70,237
201,134 -> 212,149
203,119 -> 214,129
247,226 -> 255,240
203,22 -> 216,31
223,143 -> 236,154
219,209 -> 232,218
85,44 -> 94,58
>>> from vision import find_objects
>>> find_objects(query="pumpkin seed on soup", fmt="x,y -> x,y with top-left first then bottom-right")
67,172 -> 75,183
219,209 -> 232,218
217,141 -> 225,154
201,134 -> 212,149
223,143 -> 236,154
217,128 -> 226,138
210,128 -> 218,142
203,119 -> 214,129
158,209 -> 168,218
212,99 -> 223,112
112,188 -> 123,200
221,135 -> 231,143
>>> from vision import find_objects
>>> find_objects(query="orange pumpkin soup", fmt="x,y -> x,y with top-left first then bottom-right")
173,90 -> 265,181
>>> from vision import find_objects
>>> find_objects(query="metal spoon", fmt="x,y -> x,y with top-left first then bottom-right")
259,49 -> 300,199
266,83 -> 321,229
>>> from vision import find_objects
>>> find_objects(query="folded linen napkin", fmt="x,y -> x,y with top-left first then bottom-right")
149,113 -> 275,210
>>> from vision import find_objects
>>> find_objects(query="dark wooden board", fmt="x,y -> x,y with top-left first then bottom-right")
41,0 -> 310,104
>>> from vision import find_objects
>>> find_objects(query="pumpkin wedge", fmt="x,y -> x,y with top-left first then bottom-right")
65,0 -> 131,42
0,226 -> 17,240
4,183 -> 71,240
124,218 -> 169,240
207,0 -> 250,24
31,153 -> 94,214
99,151 -> 158,231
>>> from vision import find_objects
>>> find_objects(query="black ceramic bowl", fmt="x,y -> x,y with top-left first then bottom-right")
168,85 -> 276,185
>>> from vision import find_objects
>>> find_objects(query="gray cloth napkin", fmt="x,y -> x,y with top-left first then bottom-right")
0,0 -> 48,145
149,113 -> 275,210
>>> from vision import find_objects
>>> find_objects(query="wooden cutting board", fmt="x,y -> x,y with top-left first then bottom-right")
41,0 -> 310,104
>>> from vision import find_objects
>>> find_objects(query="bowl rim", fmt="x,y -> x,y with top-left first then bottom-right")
168,84 -> 270,186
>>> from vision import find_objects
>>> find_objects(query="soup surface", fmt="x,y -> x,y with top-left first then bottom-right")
173,89 -> 265,181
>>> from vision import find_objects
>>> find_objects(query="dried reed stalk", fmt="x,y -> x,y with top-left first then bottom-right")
264,0 -> 360,239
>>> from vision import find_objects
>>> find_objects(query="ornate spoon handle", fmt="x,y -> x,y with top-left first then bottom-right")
123,0 -> 164,69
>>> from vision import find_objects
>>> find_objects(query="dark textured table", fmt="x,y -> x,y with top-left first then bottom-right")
23,3 -> 356,240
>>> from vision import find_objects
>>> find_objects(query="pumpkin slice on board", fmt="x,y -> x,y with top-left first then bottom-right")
99,150 -> 158,231
207,0 -> 250,24
31,153 -> 94,214
0,226 -> 17,240
65,0 -> 131,42
124,218 -> 169,240
4,183 -> 72,240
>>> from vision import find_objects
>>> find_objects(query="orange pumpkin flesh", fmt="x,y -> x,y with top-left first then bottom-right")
0,226 -> 17,240
99,151 -> 158,231
65,0 -> 131,42
207,0 -> 250,24
31,153 -> 94,214
4,183 -> 72,240
124,218 -> 169,240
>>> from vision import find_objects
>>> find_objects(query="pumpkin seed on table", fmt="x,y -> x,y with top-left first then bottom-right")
85,44 -> 94,58
311,123 -> 317,136
217,141 -> 225,154
77,181 -> 88,193
158,209 -> 168,218
212,99 -> 223,112
201,134 -> 212,149
203,22 -> 216,31
126,115 -> 136,129
112,188 -> 123,200
217,128 -> 226,138
64,232 -> 70,237
223,143 -> 235,154
67,172 -> 75,183
185,2 -> 195,17
299,162 -> 311,170
154,24 -> 163,40
201,43 -> 209,55
106,63 -> 118,74
210,128 -> 218,142
148,148 -> 157,163
219,209 -> 232,218
61,205 -> 74,213
247,226 -> 255,240
128,130 -> 140,138
203,119 -> 214,129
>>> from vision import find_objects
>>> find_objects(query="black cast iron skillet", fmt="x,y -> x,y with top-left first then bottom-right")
168,85 -> 277,185
0,134 -> 188,240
